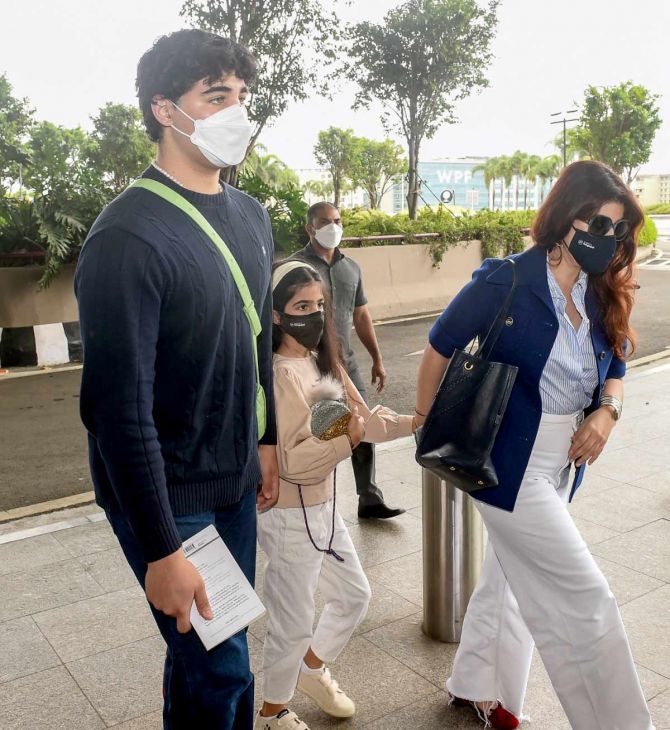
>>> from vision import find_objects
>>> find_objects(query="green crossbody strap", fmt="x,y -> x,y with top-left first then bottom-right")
130,178 -> 267,440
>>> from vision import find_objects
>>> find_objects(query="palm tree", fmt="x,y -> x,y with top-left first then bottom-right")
508,151 -> 530,210
536,155 -> 561,203
494,156 -> 513,210
473,158 -> 500,209
520,154 -> 541,209
304,179 -> 334,200
242,144 -> 300,189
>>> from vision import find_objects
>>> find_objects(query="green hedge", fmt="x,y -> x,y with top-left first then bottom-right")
638,215 -> 657,247
341,206 -> 659,259
341,207 -> 533,265
645,203 -> 670,214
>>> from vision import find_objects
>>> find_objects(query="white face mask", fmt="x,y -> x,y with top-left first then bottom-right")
314,222 -> 343,249
171,102 -> 253,168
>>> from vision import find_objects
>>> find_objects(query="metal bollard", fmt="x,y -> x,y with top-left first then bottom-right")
421,469 -> 485,642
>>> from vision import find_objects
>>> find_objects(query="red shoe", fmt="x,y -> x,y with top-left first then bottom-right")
452,696 -> 520,729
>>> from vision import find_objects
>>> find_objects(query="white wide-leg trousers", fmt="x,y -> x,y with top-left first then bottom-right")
447,412 -> 654,730
257,500 -> 371,704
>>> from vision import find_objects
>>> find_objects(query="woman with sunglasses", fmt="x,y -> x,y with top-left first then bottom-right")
415,160 -> 654,729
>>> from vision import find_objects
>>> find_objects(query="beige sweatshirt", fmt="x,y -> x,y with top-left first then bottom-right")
273,354 -> 414,509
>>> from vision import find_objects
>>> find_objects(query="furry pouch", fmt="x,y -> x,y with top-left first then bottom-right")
309,375 -> 351,441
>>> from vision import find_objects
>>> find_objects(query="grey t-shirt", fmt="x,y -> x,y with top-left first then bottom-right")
290,244 -> 367,376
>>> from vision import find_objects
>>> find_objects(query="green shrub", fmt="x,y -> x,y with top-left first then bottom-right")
341,205 -> 532,265
237,173 -> 308,253
646,203 -> 670,214
638,215 -> 657,247
340,208 -> 412,238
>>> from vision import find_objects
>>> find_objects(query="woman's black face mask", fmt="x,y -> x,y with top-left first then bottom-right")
567,224 -> 617,276
279,311 -> 325,350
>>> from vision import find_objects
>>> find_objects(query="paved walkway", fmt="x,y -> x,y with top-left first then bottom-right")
1,361 -> 669,729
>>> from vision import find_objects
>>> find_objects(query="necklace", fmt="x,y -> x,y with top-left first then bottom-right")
151,161 -> 223,192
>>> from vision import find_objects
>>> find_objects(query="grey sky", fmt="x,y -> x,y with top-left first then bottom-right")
2,0 -> 668,173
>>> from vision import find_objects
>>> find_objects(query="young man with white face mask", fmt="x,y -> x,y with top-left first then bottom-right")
291,202 -> 406,519
75,30 -> 278,728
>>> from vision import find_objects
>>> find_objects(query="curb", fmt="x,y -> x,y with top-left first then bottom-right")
627,350 -> 670,369
0,491 -> 95,524
0,363 -> 83,382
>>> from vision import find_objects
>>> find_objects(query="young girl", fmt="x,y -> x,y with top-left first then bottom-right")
254,261 -> 416,730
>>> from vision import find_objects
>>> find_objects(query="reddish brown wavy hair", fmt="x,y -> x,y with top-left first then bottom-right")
530,160 -> 643,359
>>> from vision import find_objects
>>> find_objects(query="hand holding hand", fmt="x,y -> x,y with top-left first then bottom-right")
145,549 -> 212,633
257,444 -> 280,512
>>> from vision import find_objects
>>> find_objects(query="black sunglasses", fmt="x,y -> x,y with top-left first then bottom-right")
578,214 -> 630,242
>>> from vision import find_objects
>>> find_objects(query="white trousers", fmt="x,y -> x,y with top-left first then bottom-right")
447,412 -> 654,730
257,500 -> 371,704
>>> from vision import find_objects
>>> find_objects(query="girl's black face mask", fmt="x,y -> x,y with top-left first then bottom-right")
568,226 -> 617,276
279,311 -> 325,350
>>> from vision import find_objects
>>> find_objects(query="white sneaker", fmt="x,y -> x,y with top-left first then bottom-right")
296,667 -> 356,718
253,709 -> 310,729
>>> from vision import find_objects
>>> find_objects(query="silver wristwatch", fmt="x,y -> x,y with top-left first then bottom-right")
599,395 -> 623,421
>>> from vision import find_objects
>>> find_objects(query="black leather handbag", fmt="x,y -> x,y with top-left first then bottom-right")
415,260 -> 519,493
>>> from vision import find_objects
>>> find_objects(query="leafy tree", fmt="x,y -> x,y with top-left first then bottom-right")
22,122 -> 93,195
1,121 -> 105,287
88,103 -> 155,195
242,144 -> 300,188
180,0 -> 342,185
313,127 -> 358,208
0,74 -> 34,191
553,127 -> 589,165
570,82 -> 661,183
346,0 -> 499,219
238,171 -> 308,252
350,137 -> 406,209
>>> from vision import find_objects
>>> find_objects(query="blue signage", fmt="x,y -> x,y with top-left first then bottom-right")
392,160 -> 490,213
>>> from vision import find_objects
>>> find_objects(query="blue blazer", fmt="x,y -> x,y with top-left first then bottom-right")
429,244 -> 626,512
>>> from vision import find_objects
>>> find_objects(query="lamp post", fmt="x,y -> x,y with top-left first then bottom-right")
550,109 -> 579,168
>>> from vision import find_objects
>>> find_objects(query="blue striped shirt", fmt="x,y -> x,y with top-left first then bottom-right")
540,260 -> 599,415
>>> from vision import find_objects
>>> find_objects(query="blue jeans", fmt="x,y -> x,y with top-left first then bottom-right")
106,489 -> 257,730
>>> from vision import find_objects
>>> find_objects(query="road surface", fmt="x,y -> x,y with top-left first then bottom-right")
1,266 -> 668,511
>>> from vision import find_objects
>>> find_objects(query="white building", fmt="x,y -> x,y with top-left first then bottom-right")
632,174 -> 670,207
295,168 -> 369,209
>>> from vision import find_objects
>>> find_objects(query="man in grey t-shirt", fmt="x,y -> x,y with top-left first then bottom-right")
290,201 -> 405,519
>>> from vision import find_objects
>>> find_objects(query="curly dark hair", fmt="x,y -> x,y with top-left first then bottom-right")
136,29 -> 258,142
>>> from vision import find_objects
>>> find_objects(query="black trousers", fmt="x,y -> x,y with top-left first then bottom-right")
347,361 -> 384,506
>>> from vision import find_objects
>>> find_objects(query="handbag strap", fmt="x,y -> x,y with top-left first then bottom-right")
475,259 -> 518,360
130,177 -> 262,382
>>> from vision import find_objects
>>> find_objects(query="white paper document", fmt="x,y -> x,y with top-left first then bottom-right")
183,525 -> 265,651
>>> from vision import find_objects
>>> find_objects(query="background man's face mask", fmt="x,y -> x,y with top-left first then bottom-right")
314,223 -> 343,249
171,102 -> 253,168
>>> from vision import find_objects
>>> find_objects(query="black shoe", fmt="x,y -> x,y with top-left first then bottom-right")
357,502 -> 406,519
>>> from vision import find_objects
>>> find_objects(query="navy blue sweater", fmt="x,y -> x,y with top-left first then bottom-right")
75,166 -> 276,562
